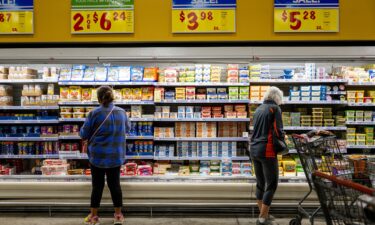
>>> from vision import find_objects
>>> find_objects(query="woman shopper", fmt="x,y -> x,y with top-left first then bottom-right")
250,86 -> 285,225
80,86 -> 131,225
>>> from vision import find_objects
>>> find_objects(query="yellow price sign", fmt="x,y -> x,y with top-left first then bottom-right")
71,10 -> 134,34
274,8 -> 339,32
172,9 -> 235,33
0,11 -> 33,34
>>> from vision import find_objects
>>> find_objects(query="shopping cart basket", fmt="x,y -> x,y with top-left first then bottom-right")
312,171 -> 375,225
290,134 -> 344,225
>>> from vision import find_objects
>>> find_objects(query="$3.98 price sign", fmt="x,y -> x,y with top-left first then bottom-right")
274,8 -> 339,32
172,9 -> 235,33
71,10 -> 133,33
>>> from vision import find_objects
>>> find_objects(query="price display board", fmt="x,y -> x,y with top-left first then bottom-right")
274,0 -> 339,32
172,0 -> 236,33
71,0 -> 134,34
0,0 -> 33,34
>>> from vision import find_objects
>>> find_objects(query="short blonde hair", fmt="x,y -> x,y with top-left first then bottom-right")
263,86 -> 284,105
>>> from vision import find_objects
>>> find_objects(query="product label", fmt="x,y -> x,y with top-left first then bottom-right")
172,0 -> 236,33
71,0 -> 134,34
0,0 -> 33,34
274,0 -> 339,32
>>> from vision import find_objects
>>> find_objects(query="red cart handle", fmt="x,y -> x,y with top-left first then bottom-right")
313,171 -> 375,196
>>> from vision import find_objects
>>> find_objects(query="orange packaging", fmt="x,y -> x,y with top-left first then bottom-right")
60,87 -> 69,101
143,67 -> 158,82
81,88 -> 92,101
142,87 -> 154,101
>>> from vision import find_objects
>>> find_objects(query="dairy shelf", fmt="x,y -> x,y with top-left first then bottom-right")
348,103 -> 375,107
58,135 -> 82,140
58,135 -> 154,140
0,79 -> 58,84
326,91 -> 346,95
157,100 -> 251,104
346,145 -> 375,149
153,118 -> 250,122
0,137 -> 59,141
154,137 -> 249,142
0,106 -> 59,110
0,120 -> 59,124
59,118 -> 154,122
249,100 -> 347,105
249,79 -> 347,84
249,126 -> 346,131
0,174 -> 307,183
59,101 -> 154,106
153,156 -> 249,161
346,121 -> 375,125
347,82 -> 375,86
0,154 -> 59,159
58,81 -> 156,86
155,82 -> 249,87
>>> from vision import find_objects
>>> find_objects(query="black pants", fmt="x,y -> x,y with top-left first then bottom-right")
90,164 -> 123,208
252,156 -> 279,206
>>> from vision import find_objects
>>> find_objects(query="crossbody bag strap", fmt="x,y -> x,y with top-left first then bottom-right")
88,106 -> 115,144
270,106 -> 280,138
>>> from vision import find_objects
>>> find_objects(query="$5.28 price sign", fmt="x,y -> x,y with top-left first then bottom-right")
172,9 -> 235,33
71,10 -> 133,34
274,8 -> 339,32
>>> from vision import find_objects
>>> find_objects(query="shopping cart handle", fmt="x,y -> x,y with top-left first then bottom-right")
313,171 -> 375,196
292,134 -> 305,139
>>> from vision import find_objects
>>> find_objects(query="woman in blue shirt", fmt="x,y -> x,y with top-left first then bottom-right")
80,86 -> 131,225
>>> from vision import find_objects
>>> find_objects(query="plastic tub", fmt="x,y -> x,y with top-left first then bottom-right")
73,113 -> 85,119
60,113 -> 73,119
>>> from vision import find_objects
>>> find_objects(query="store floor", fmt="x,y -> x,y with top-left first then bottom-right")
1,217 -> 326,225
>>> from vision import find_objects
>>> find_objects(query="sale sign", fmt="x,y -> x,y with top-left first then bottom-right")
71,0 -> 134,34
274,0 -> 339,32
172,0 -> 236,33
0,0 -> 33,34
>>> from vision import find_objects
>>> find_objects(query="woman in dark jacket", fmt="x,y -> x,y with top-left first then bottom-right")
251,86 -> 285,225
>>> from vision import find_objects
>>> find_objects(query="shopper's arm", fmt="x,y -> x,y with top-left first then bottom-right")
124,112 -> 131,133
80,111 -> 93,140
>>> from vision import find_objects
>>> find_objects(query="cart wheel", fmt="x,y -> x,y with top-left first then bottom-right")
289,217 -> 301,225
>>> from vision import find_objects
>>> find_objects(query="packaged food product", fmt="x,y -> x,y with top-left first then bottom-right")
60,107 -> 73,113
59,68 -> 72,81
130,67 -> 144,81
91,89 -> 98,101
143,67 -> 158,82
118,67 -> 131,81
94,67 -> 108,81
81,88 -> 92,101
141,87 -> 154,101
132,88 -> 142,101
60,87 -> 69,100
83,67 -> 95,81
107,67 -> 119,81
47,84 -> 55,95
122,88 -> 133,100
73,113 -> 85,118
73,107 -> 85,113
69,86 -> 81,101
71,65 -> 85,81
113,89 -> 122,102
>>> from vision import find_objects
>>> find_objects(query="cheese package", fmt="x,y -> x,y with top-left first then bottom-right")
122,88 -> 133,100
154,88 -> 165,102
82,67 -> 95,81
107,67 -> 119,81
91,88 -> 98,101
143,67 -> 158,82
94,67 -> 108,81
81,88 -> 92,101
69,86 -> 82,101
60,87 -> 69,101
118,67 -> 131,81
132,88 -> 142,101
130,67 -> 144,82
164,69 -> 178,83
142,87 -> 154,101
113,89 -> 122,102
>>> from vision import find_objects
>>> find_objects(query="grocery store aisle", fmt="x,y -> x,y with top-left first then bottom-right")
1,217 -> 326,225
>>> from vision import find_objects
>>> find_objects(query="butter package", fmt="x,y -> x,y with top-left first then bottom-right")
94,67 -> 108,81
229,87 -> 239,100
118,67 -> 131,81
131,67 -> 144,82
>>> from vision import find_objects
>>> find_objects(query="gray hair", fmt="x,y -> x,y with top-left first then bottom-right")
263,86 -> 284,105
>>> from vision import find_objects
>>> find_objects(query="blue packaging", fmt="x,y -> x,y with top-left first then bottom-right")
34,126 -> 41,134
130,67 -> 144,82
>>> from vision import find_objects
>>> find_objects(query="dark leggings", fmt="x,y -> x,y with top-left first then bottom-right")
252,156 -> 279,206
90,164 -> 123,208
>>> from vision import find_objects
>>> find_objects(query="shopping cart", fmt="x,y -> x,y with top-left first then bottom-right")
291,133 -> 375,225
312,171 -> 375,225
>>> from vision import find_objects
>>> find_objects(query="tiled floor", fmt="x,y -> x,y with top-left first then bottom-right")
0,217 -> 326,225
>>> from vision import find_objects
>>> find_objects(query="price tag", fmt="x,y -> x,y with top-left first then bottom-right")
0,0 -> 33,34
172,0 -> 236,33
274,0 -> 339,32
71,0 -> 134,34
